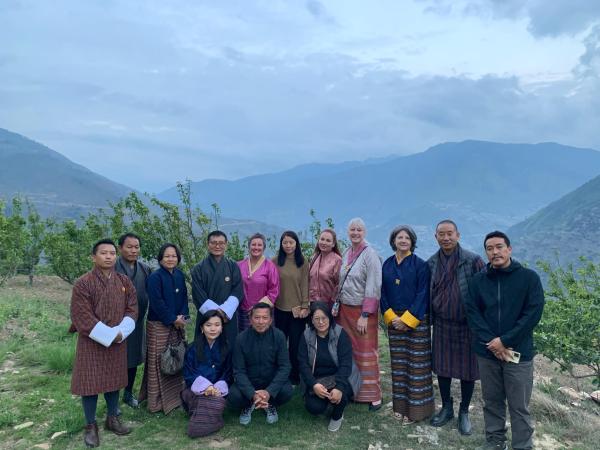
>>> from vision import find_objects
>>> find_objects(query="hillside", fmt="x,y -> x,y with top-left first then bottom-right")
509,174 -> 600,264
159,140 -> 600,255
0,128 -> 132,217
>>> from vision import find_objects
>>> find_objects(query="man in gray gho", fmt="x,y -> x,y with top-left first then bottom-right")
115,233 -> 151,408
465,231 -> 544,450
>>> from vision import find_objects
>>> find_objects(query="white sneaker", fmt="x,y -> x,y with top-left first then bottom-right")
328,416 -> 343,432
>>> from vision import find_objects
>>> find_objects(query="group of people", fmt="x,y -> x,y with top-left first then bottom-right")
69,218 -> 544,450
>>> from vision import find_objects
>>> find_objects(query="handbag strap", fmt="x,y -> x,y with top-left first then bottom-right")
311,337 -> 318,375
335,246 -> 368,304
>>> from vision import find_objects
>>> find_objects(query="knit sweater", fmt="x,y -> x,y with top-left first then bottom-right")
273,255 -> 309,311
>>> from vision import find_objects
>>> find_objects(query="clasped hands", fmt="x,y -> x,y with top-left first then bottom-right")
486,337 -> 514,361
292,306 -> 309,319
390,317 -> 410,332
252,390 -> 271,409
203,386 -> 222,397
313,383 -> 343,404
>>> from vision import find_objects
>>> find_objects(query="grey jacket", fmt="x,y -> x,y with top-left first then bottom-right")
302,324 -> 362,397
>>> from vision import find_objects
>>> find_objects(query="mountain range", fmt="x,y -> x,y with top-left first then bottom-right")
509,173 -> 600,265
3,127 -> 600,263
158,140 -> 600,256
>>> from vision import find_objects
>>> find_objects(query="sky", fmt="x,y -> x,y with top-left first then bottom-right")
1,0 -> 600,192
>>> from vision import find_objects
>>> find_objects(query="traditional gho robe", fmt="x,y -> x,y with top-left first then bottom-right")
428,245 -> 485,381
115,257 -> 151,368
70,267 -> 138,396
191,255 -> 243,345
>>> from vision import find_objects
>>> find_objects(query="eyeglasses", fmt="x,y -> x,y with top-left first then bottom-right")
312,316 -> 329,324
209,241 -> 227,247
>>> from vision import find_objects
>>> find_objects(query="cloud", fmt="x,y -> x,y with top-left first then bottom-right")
305,0 -> 336,25
419,0 -> 600,37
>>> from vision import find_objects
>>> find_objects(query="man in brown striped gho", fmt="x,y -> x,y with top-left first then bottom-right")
70,239 -> 138,447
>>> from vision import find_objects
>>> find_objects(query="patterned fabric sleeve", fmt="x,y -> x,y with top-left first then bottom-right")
362,248 -> 382,314
70,278 -> 99,337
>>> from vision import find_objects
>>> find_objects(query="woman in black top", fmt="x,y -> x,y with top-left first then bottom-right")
298,302 -> 361,432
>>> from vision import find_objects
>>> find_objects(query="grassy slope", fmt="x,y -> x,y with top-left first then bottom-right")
0,277 -> 599,450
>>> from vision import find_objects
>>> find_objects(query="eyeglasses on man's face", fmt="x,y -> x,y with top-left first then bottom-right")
209,241 -> 227,247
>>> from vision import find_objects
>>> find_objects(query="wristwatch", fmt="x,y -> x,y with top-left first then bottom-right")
360,312 -> 369,318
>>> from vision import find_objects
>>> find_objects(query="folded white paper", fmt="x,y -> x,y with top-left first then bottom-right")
89,321 -> 119,347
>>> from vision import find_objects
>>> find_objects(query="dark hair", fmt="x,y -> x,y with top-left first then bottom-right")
207,230 -> 228,244
247,233 -> 266,251
277,231 -> 305,267
436,220 -> 458,232
157,243 -> 181,264
311,228 -> 342,260
92,238 -> 116,255
484,231 -> 511,248
250,302 -> 273,317
308,301 -> 334,331
118,232 -> 141,247
389,225 -> 417,252
195,310 -> 228,361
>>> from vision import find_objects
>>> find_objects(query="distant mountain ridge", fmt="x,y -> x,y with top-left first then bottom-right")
159,140 -> 600,254
0,128 -> 133,217
0,128 -> 283,240
509,174 -> 600,264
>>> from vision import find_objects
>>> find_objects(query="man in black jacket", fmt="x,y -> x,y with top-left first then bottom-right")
228,302 -> 292,426
465,231 -> 544,450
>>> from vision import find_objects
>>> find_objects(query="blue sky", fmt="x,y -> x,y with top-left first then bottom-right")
1,0 -> 599,191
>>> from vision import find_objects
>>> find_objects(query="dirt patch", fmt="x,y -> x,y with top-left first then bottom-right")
2,275 -> 72,304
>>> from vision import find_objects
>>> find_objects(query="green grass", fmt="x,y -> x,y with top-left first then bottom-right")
1,276 -> 599,449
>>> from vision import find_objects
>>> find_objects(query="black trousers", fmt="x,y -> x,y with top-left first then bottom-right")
304,385 -> 349,421
227,382 -> 294,410
274,308 -> 306,383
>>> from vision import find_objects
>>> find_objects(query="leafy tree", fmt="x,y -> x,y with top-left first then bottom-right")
0,198 -> 26,286
20,199 -> 46,286
535,259 -> 600,386
44,214 -> 110,284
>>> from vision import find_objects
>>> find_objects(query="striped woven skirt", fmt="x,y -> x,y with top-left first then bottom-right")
181,388 -> 226,438
139,321 -> 185,414
388,314 -> 434,421
238,309 -> 251,333
337,304 -> 381,403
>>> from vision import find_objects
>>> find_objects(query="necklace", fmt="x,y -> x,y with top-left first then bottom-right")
247,256 -> 265,279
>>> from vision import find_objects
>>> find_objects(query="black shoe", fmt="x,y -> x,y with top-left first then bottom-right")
368,401 -> 383,412
123,390 -> 139,409
430,398 -> 454,427
458,409 -> 472,435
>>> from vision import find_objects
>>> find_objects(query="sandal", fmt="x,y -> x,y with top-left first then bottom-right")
402,416 -> 415,426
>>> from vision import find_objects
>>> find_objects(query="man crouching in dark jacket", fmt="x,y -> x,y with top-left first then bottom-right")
465,231 -> 544,450
228,302 -> 292,426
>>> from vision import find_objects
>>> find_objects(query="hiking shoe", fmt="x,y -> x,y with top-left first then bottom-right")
239,404 -> 255,426
265,404 -> 278,424
328,416 -> 343,432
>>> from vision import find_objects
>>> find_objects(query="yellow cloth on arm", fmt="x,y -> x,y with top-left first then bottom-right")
383,308 -> 398,326
399,310 -> 420,329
